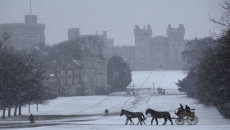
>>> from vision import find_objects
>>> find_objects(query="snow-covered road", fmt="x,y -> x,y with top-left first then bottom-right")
1,95 -> 230,130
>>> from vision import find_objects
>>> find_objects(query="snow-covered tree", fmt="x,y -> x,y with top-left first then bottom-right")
107,56 -> 132,92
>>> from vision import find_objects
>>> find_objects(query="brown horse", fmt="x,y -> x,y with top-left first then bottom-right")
145,108 -> 173,125
120,109 -> 146,125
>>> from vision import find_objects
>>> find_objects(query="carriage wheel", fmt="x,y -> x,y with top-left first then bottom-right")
186,116 -> 198,125
175,118 -> 185,125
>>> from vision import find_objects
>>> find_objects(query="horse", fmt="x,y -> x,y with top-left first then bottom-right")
120,109 -> 146,125
145,108 -> 173,125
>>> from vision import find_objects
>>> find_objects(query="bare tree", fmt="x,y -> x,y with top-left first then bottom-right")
209,0 -> 230,36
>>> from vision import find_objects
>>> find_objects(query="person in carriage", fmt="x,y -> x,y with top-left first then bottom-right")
185,105 -> 191,113
175,103 -> 185,116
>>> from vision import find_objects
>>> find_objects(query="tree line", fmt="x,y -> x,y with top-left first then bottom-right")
0,35 -> 49,118
177,0 -> 230,118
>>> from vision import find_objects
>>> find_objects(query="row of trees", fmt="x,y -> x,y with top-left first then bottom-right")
0,35 -> 49,118
177,0 -> 230,118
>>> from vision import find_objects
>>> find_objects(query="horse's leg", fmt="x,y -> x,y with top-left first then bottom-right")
138,118 -> 142,125
143,120 -> 146,125
125,119 -> 128,125
169,117 -> 173,125
127,118 -> 131,125
163,118 -> 167,125
130,119 -> 134,125
151,118 -> 154,125
155,118 -> 158,125
137,119 -> 140,125
137,118 -> 141,125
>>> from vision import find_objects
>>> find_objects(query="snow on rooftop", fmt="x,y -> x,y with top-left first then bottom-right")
129,70 -> 187,89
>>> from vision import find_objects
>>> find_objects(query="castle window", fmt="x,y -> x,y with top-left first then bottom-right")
68,63 -> 72,68
68,70 -> 73,75
68,78 -> 72,85
61,78 -> 65,85
75,78 -> 79,85
75,70 -> 79,75
61,70 -> 65,75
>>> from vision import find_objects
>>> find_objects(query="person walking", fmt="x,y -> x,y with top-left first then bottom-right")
28,114 -> 35,124
104,108 -> 109,116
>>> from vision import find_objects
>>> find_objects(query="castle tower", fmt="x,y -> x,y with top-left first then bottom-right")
134,25 -> 152,70
0,14 -> 45,50
68,28 -> 80,40
167,24 -> 185,69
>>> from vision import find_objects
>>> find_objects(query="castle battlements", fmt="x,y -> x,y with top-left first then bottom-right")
134,25 -> 152,36
68,28 -> 108,41
167,24 -> 185,41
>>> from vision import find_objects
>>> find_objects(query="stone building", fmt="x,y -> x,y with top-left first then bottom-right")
54,28 -> 109,96
105,24 -> 186,71
0,15 -> 45,50
134,24 -> 186,70
57,60 -> 82,96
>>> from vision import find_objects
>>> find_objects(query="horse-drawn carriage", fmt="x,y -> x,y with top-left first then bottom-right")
174,109 -> 199,125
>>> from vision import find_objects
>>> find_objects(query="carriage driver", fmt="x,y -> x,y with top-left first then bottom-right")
175,103 -> 185,116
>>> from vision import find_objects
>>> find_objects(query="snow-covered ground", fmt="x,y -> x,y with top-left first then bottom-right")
1,71 -> 230,129
130,70 -> 187,89
3,95 -> 230,130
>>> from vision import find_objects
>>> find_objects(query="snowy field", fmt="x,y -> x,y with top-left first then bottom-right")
1,71 -> 230,129
130,70 -> 187,89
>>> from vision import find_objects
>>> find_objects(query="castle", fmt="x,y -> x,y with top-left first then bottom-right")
134,24 -> 186,70
0,13 -> 188,96
106,24 -> 186,70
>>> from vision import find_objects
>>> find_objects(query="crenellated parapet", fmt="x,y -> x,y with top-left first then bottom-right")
134,24 -> 152,38
167,24 -> 185,41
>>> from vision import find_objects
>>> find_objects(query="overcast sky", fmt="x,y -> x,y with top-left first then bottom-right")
0,0 -> 223,45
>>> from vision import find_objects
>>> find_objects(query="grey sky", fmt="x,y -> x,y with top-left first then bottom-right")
0,0 -> 223,45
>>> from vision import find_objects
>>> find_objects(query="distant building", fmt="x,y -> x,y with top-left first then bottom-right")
105,24 -> 187,71
57,60 -> 82,96
134,24 -> 186,70
0,15 -> 45,50
52,28 -> 109,96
